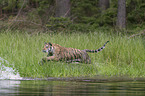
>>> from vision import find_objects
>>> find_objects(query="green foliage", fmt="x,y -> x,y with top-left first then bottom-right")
46,17 -> 97,32
1,0 -> 16,10
127,3 -> 145,24
126,0 -> 145,29
93,8 -> 117,27
68,23 -> 95,32
0,0 -> 145,31
71,0 -> 98,23
36,0 -> 54,15
71,0 -> 117,27
46,17 -> 72,31
71,0 -> 145,29
1,0 -> 26,11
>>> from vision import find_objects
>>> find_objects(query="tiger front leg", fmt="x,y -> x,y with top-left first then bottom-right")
42,56 -> 55,61
39,56 -> 54,65
39,57 -> 48,65
40,56 -> 60,65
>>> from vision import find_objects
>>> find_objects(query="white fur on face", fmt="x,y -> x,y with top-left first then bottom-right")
46,49 -> 49,53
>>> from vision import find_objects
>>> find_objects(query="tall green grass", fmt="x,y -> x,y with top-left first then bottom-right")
0,30 -> 144,78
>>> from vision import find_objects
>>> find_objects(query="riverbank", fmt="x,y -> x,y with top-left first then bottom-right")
0,30 -> 144,78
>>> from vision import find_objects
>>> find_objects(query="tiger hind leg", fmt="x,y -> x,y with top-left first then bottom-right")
67,59 -> 82,63
67,58 -> 91,64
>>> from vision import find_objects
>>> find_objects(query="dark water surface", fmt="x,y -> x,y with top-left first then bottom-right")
0,79 -> 145,96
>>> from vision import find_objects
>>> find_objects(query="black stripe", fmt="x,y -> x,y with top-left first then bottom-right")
98,49 -> 101,51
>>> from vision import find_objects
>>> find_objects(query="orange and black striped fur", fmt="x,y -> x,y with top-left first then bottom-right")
41,41 -> 109,64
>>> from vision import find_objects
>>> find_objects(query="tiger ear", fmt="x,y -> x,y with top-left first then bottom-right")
49,42 -> 52,46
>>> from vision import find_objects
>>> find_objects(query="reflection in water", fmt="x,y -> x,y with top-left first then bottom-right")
0,80 -> 145,96
0,80 -> 20,94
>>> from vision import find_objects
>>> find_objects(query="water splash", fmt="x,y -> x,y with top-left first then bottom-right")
0,57 -> 22,80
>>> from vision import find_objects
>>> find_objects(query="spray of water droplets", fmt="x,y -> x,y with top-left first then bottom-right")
0,57 -> 22,80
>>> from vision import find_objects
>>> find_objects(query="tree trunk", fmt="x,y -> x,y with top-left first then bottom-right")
55,0 -> 70,17
99,0 -> 110,13
116,0 -> 126,29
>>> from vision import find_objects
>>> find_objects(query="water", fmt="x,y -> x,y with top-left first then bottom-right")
1,57 -> 145,96
0,80 -> 145,96
0,57 -> 22,80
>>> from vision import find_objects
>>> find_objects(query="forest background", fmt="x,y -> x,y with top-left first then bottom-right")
0,0 -> 145,33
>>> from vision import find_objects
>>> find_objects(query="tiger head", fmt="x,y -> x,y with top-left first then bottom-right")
42,42 -> 54,54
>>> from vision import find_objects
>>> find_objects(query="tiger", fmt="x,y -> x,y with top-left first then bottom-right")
41,41 -> 109,64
